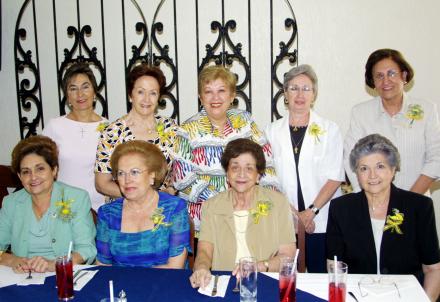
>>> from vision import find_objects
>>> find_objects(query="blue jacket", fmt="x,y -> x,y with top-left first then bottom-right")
0,181 -> 96,263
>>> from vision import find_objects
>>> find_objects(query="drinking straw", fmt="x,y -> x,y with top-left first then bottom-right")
109,280 -> 114,302
67,241 -> 73,261
283,249 -> 300,301
334,255 -> 338,287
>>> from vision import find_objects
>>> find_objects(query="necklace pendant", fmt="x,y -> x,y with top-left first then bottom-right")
294,147 -> 298,154
293,126 -> 298,131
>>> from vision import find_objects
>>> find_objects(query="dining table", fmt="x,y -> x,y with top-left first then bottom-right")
0,264 -> 430,302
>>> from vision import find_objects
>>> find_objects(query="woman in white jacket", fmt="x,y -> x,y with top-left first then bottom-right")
265,64 -> 344,272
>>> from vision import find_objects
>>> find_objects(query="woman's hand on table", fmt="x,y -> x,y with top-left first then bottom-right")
27,256 -> 55,273
189,268 -> 212,289
11,257 -> 31,273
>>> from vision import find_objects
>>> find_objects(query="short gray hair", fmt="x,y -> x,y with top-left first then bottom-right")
283,64 -> 318,97
349,134 -> 401,172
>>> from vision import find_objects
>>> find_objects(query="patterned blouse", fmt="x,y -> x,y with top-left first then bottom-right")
172,108 -> 280,232
96,192 -> 190,267
94,115 -> 178,188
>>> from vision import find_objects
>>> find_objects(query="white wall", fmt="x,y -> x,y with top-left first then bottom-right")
1,0 -> 440,232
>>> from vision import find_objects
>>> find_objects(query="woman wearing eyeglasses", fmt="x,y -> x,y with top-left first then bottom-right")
344,49 -> 440,195
327,134 -> 440,302
96,140 -> 190,268
43,63 -> 108,211
264,64 -> 344,273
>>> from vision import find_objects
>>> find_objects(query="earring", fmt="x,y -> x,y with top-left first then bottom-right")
150,179 -> 154,186
284,98 -> 288,105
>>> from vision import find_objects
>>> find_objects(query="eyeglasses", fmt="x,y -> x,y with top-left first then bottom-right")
116,168 -> 148,180
373,70 -> 401,81
286,85 -> 314,94
358,276 -> 401,298
68,84 -> 92,95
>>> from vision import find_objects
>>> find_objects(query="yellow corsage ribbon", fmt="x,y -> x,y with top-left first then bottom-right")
308,122 -> 325,143
250,200 -> 272,224
383,208 -> 404,234
96,121 -> 109,132
151,207 -> 172,231
405,104 -> 424,126
55,190 -> 75,222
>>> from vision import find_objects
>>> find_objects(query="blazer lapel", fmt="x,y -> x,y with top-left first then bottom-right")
359,191 -> 378,269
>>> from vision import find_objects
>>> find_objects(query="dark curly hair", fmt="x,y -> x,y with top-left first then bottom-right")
11,135 -> 59,174
127,64 -> 166,96
221,138 -> 266,175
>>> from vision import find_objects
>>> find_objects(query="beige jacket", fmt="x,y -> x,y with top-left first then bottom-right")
199,186 -> 295,271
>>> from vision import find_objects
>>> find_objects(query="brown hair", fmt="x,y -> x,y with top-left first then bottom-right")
198,65 -> 237,95
11,135 -> 59,174
221,138 -> 266,175
62,62 -> 98,96
110,140 -> 167,189
365,49 -> 414,88
127,64 -> 166,96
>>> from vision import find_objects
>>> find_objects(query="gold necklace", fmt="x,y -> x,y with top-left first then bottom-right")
369,200 -> 388,211
290,129 -> 307,154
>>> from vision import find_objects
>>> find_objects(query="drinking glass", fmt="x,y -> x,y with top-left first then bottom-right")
327,261 -> 347,302
239,257 -> 258,302
279,257 -> 296,302
55,255 -> 74,301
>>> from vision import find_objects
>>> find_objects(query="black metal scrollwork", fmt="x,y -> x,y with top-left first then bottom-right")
14,0 -> 42,138
57,24 -> 108,117
199,19 -> 251,112
271,0 -> 298,120
124,0 -> 179,120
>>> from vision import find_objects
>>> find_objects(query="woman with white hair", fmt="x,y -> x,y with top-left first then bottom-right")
265,64 -> 344,272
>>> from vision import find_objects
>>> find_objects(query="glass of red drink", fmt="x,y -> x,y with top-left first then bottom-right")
56,255 -> 74,301
327,261 -> 347,302
279,257 -> 296,302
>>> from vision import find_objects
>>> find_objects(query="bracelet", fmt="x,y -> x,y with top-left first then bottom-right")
308,204 -> 320,215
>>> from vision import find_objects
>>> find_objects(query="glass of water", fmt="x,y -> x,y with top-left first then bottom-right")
239,257 -> 258,302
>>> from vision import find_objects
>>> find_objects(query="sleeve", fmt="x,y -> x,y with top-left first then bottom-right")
276,194 -> 296,245
0,196 -> 14,251
70,189 -> 97,263
416,197 -> 440,265
198,201 -> 215,245
171,127 -> 197,200
343,106 -> 364,192
326,200 -> 345,260
323,122 -> 345,181
42,119 -> 55,138
168,197 -> 191,257
94,126 -> 116,174
96,207 -> 113,264
421,102 -> 440,180
248,116 -> 281,191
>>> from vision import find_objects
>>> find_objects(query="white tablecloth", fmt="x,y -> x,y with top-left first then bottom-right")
263,272 -> 430,302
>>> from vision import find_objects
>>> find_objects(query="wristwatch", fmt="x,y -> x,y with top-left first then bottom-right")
263,260 -> 269,272
308,204 -> 320,215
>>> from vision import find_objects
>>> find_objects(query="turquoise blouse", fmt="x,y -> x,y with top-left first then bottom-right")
0,181 -> 97,263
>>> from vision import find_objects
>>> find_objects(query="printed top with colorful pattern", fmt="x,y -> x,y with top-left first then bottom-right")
94,115 -> 178,189
172,108 -> 280,232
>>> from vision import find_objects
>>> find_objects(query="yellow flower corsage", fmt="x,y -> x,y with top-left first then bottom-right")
96,121 -> 109,132
230,115 -> 246,130
151,207 -> 172,231
250,200 -> 273,224
156,122 -> 172,143
308,122 -> 325,143
383,208 -> 404,234
405,104 -> 424,126
55,191 -> 75,222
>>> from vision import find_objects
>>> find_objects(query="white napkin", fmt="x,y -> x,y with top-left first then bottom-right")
16,272 -> 46,286
73,270 -> 99,291
198,275 -> 230,298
